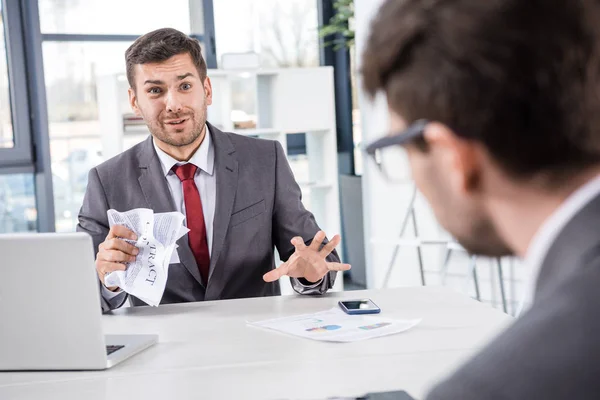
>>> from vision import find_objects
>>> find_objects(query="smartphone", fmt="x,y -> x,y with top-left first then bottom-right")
338,299 -> 381,315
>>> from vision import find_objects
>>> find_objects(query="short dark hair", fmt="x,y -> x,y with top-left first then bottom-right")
361,0 -> 600,182
125,28 -> 207,90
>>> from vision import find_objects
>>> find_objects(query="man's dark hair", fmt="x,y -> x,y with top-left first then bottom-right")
125,28 -> 207,90
361,0 -> 600,183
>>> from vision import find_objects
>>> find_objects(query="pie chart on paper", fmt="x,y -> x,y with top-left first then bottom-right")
306,325 -> 342,333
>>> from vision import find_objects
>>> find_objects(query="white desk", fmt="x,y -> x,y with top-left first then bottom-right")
0,287 -> 512,400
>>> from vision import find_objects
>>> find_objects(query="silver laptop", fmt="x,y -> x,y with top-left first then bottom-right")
0,232 -> 158,370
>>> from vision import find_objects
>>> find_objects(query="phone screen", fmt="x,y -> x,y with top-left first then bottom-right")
341,299 -> 378,310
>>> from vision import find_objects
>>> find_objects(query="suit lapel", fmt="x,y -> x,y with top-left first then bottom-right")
137,136 -> 203,286
205,123 -> 238,296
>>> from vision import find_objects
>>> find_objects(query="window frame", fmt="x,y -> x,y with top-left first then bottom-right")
0,0 -> 217,233
0,0 -> 34,168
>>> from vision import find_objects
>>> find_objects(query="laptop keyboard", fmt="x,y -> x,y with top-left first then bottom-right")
106,345 -> 125,356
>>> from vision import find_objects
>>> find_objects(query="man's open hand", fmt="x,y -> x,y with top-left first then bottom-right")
263,231 -> 351,283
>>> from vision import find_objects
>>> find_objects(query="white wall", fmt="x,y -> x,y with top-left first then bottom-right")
356,0 -> 432,290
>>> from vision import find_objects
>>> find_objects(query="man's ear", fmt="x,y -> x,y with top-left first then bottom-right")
424,122 -> 482,194
128,87 -> 141,117
203,77 -> 213,106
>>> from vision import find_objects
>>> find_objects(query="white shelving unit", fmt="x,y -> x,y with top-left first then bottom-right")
96,67 -> 343,293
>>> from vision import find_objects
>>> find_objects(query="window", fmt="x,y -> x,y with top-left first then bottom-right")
0,6 -> 12,149
0,174 -> 36,233
351,49 -> 363,175
0,2 -> 46,231
38,2 -> 207,232
0,4 -> 38,232
38,0 -> 192,35
214,0 -> 320,68
43,41 -> 132,232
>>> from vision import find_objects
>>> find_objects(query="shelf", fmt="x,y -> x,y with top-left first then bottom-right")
232,128 -> 280,137
208,67 -> 330,78
283,128 -> 329,135
208,69 -> 279,78
123,124 -> 149,134
236,128 -> 329,136
298,181 -> 333,190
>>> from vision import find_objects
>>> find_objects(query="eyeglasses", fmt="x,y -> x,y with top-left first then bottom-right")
364,119 -> 429,183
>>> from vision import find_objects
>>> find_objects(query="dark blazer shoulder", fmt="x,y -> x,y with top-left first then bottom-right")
427,254 -> 600,400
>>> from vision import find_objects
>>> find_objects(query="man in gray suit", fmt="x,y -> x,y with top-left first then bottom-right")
362,0 -> 600,398
77,28 -> 350,311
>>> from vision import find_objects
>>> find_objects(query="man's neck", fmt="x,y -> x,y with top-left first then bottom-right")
154,125 -> 206,162
488,167 -> 600,258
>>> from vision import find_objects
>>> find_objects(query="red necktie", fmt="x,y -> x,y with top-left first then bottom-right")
172,163 -> 210,284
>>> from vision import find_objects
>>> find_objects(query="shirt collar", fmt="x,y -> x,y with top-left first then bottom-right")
521,173 -> 600,309
152,124 -> 214,177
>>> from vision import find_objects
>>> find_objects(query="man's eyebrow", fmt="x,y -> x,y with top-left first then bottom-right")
177,72 -> 194,80
143,73 -> 195,86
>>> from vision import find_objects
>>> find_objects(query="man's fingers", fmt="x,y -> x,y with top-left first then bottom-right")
308,231 -> 326,251
319,234 -> 341,257
107,225 -> 137,241
105,238 -> 139,256
263,263 -> 290,282
291,236 -> 307,251
98,261 -> 127,274
100,249 -> 136,263
97,261 -> 127,283
326,262 -> 352,272
97,227 -> 135,288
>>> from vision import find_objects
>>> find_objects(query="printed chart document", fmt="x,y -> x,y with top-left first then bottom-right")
104,208 -> 188,306
249,308 -> 420,343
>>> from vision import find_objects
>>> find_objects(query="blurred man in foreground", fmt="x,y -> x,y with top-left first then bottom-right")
363,0 -> 600,398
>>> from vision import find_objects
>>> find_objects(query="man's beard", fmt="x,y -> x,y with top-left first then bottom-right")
422,166 -> 514,258
453,217 -> 514,258
148,112 -> 206,147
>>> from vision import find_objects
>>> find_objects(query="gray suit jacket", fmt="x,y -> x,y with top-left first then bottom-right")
77,123 -> 339,311
427,193 -> 600,399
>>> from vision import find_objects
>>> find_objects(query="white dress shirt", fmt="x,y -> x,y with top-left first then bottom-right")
153,129 -> 216,254
518,174 -> 600,315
